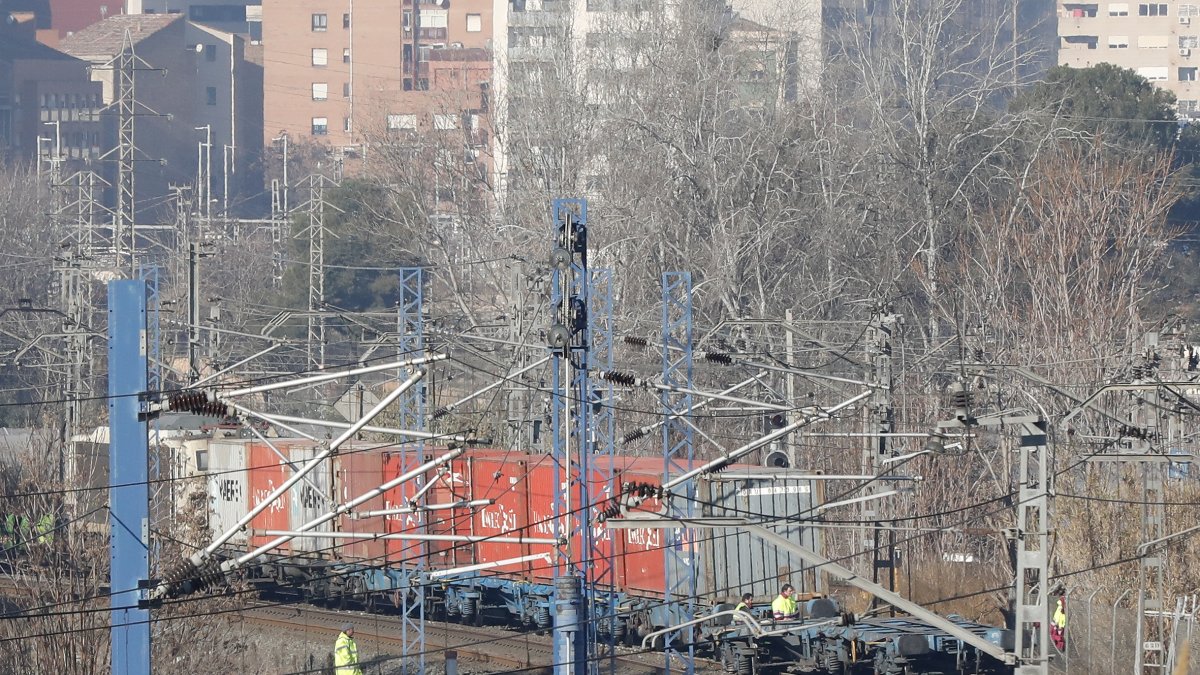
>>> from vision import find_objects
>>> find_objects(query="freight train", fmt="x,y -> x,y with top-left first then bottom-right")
148,433 -> 1013,674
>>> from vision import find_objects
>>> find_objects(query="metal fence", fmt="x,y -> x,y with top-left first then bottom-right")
1056,589 -> 1200,675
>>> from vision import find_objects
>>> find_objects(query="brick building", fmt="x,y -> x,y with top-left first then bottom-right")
0,16 -> 102,165
261,0 -> 492,153
61,12 -> 262,217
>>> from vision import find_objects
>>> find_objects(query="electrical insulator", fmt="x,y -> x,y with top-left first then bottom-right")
599,370 -> 636,386
622,335 -> 649,349
702,351 -> 733,365
622,427 -> 648,444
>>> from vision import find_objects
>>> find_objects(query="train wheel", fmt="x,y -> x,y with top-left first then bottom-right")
736,652 -> 755,675
720,643 -> 739,672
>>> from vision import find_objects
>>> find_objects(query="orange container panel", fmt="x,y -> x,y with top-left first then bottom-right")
334,445 -> 388,562
607,458 -> 671,596
246,440 -> 294,553
466,456 -> 542,578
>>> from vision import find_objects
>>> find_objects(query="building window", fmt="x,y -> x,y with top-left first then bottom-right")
206,86 -> 217,105
343,48 -> 351,63
421,10 -> 448,28
344,117 -> 352,132
1184,4 -> 1200,17
312,117 -> 328,135
466,13 -> 482,32
312,48 -> 328,66
343,82 -> 351,97
403,10 -> 412,30
1138,3 -> 1168,15
1138,34 -> 1169,48
433,113 -> 459,130
387,113 -> 417,130
1137,66 -> 1169,80
1109,2 -> 1129,15
1109,34 -> 1130,48
1180,99 -> 1200,115
204,44 -> 217,62
312,13 -> 328,31
312,83 -> 328,100
1182,35 -> 1200,47
1180,67 -> 1198,80
343,12 -> 351,28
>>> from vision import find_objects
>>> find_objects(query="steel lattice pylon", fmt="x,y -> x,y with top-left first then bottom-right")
1014,419 -> 1050,675
661,272 -> 695,675
295,175 -> 339,369
114,35 -> 137,273
588,268 -> 617,673
549,198 -> 591,675
398,267 -> 426,674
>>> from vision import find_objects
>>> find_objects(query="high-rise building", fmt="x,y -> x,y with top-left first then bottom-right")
261,0 -> 491,152
1058,1 -> 1200,116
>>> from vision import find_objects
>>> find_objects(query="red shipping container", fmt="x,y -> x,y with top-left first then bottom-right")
609,457 -> 672,597
246,440 -> 295,553
466,455 -> 542,577
334,443 -> 388,562
383,446 -> 453,566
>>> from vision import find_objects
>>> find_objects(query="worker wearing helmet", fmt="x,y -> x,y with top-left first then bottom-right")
334,623 -> 363,675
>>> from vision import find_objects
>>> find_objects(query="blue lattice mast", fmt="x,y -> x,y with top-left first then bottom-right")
397,267 -> 426,674
549,198 -> 591,675
139,265 -> 165,576
661,272 -> 695,675
588,267 -> 617,673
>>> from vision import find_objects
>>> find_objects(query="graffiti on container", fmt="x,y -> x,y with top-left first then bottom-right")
737,485 -> 810,497
626,527 -> 661,548
532,512 -> 556,536
253,480 -> 284,512
480,504 -> 519,532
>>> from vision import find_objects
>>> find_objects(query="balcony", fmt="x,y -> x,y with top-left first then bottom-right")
416,26 -> 447,40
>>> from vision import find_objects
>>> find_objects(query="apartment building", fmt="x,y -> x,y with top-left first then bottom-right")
1059,1 -> 1200,116
261,0 -> 492,152
61,12 -> 263,216
0,23 -> 103,165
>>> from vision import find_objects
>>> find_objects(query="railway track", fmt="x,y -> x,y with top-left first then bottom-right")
244,601 -> 685,674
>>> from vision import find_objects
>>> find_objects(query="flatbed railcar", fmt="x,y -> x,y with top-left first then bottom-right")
178,436 -> 1016,673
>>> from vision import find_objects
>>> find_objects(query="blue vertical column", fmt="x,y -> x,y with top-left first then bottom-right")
588,268 -> 617,674
397,267 -> 426,674
549,198 -> 591,675
108,279 -> 150,675
661,272 -> 695,675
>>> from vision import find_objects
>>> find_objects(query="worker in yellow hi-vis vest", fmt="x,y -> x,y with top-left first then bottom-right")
772,584 -> 798,621
334,623 -> 363,675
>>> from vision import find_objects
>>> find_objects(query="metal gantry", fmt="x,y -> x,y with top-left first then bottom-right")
660,271 -> 696,675
397,267 -> 427,674
588,268 -> 617,672
549,198 -> 591,675
1013,419 -> 1051,675
1134,331 -> 1167,675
